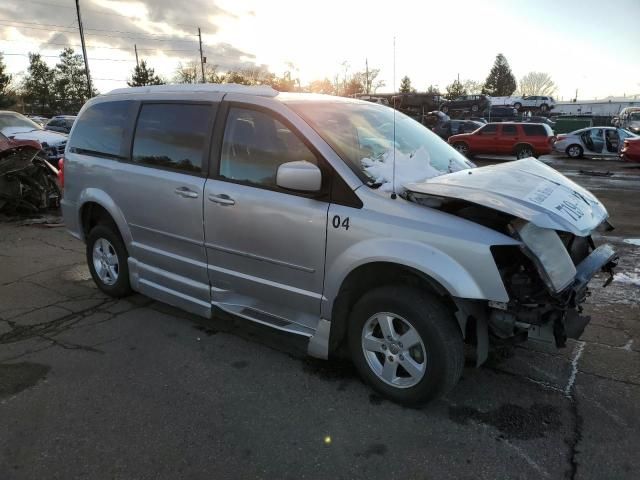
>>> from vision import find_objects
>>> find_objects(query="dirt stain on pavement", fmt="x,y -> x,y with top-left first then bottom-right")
0,362 -> 50,399
355,443 -> 388,458
448,403 -> 561,440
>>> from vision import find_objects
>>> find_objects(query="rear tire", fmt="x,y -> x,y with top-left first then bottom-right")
86,224 -> 132,298
515,145 -> 535,159
347,286 -> 464,405
513,102 -> 522,110
566,144 -> 584,159
441,105 -> 449,113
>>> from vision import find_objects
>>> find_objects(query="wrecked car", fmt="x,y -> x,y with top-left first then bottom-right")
62,86 -> 616,405
0,132 -> 61,214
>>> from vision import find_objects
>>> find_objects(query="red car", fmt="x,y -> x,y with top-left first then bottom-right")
621,137 -> 640,163
0,131 -> 42,153
448,122 -> 555,159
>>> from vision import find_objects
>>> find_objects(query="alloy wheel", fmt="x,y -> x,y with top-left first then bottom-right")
361,312 -> 427,388
92,237 -> 119,286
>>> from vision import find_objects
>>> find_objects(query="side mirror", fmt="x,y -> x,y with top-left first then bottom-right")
276,161 -> 322,192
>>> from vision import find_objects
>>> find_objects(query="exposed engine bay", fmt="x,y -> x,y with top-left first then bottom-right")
406,192 -> 618,361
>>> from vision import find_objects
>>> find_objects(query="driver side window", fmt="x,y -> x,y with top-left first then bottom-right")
220,107 -> 317,188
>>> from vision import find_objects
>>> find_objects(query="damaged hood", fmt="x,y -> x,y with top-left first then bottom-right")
405,158 -> 608,236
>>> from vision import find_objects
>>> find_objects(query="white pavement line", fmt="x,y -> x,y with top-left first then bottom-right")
564,341 -> 586,397
503,438 -> 550,478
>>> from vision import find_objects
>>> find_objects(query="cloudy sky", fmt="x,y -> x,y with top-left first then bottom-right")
1,0 -> 639,100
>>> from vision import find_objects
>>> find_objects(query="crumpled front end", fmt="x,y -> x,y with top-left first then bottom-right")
488,221 -> 617,349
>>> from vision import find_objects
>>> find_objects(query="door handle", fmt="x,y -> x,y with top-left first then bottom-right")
174,187 -> 199,199
208,193 -> 235,206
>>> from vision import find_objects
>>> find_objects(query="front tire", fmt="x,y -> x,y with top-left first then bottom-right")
441,105 -> 449,113
347,286 -> 464,405
452,141 -> 470,157
513,102 -> 522,110
86,224 -> 132,298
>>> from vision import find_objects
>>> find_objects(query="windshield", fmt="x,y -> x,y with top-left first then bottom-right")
289,101 -> 475,191
629,113 -> 640,121
0,112 -> 43,133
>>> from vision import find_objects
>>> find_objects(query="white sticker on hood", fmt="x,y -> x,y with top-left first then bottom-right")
526,181 -> 592,228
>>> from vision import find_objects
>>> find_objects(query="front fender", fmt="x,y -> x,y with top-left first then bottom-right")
76,188 -> 132,247
322,237 -> 509,320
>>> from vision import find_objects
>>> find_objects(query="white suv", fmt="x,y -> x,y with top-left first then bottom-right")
512,96 -> 556,112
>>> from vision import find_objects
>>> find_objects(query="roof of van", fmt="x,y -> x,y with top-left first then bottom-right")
106,83 -> 279,97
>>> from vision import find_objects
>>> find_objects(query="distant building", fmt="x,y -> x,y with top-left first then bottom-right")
554,96 -> 640,116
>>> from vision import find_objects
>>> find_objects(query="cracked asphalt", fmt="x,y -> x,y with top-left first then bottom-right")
1,156 -> 639,479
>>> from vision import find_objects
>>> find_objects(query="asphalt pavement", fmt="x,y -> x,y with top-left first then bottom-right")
1,155 -> 639,479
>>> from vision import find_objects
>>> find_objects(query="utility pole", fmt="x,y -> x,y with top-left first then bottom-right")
365,57 -> 369,94
198,27 -> 205,83
134,44 -> 139,68
75,0 -> 92,96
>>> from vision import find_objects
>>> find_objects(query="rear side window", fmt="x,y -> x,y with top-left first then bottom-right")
132,103 -> 213,174
69,101 -> 134,158
502,124 -> 517,136
522,124 -> 547,136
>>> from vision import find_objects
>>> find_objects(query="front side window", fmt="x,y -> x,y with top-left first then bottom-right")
70,101 -> 134,158
132,103 -> 212,174
480,124 -> 498,135
220,107 -> 317,188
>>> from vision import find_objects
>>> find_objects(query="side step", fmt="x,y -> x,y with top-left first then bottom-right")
212,302 -> 315,338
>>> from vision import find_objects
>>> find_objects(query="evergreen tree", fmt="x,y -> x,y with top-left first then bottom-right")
0,53 -> 13,108
445,79 -> 466,100
21,53 -> 55,114
128,60 -> 165,87
482,54 -> 517,96
53,48 -> 95,113
399,75 -> 414,93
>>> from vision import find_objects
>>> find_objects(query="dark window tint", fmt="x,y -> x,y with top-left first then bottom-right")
132,103 -> 212,174
220,107 -> 317,188
480,124 -> 497,135
502,124 -> 517,136
522,124 -> 547,136
70,101 -> 133,158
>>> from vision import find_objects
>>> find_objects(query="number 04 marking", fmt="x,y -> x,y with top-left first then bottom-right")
332,215 -> 350,230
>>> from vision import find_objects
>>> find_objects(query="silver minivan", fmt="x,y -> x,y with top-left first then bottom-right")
62,84 -> 617,404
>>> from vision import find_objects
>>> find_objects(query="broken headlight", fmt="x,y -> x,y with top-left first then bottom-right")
512,220 -> 577,293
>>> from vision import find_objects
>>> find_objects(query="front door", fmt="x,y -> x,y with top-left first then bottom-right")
115,101 -> 217,317
474,123 -> 499,153
203,104 -> 329,335
499,123 -> 518,154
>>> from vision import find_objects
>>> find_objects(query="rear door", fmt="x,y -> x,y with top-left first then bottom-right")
203,102 -> 329,335
115,101 -> 217,317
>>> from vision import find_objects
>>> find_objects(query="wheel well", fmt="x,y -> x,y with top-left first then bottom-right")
328,262 -> 456,357
80,202 -> 117,238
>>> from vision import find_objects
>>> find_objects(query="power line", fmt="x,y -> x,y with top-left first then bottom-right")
2,52 -> 134,62
21,0 -> 198,28
0,19 -> 198,40
0,38 -> 198,52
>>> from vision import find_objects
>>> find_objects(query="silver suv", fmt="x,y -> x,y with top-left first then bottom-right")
61,84 -> 617,404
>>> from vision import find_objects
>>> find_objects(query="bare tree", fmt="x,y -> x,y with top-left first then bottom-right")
462,79 -> 484,95
518,72 -> 557,96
